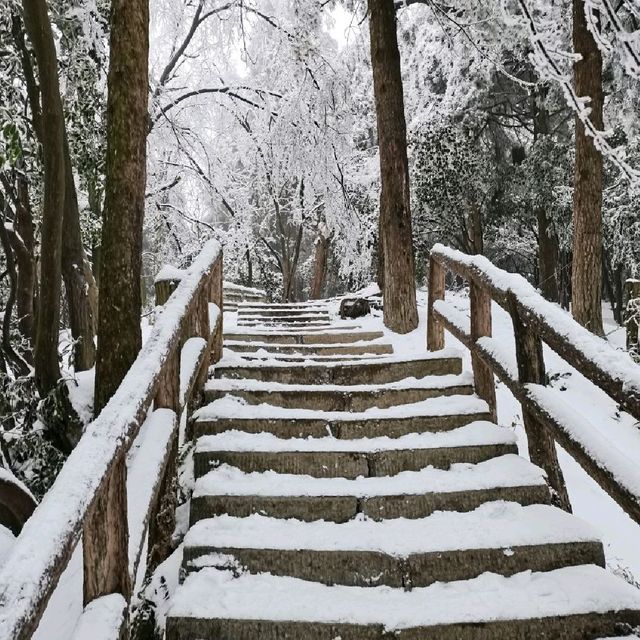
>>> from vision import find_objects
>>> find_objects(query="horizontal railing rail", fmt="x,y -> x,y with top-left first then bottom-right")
427,243 -> 640,523
0,240 -> 223,640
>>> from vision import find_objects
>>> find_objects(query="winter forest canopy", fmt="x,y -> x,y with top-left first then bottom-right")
1,0 -> 640,497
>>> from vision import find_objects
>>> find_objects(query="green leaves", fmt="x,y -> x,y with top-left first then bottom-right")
0,120 -> 24,169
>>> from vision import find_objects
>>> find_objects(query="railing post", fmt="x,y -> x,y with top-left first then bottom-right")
508,292 -> 571,512
626,279 -> 640,362
209,253 -> 224,363
146,276 -> 183,575
469,281 -> 497,422
427,255 -> 445,351
83,455 -> 131,608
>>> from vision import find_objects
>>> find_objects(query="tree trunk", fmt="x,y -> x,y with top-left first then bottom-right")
94,0 -> 149,414
23,0 -> 66,395
9,170 -> 37,348
467,201 -> 484,255
310,229 -> 329,300
532,85 -> 560,303
571,0 -> 604,335
62,135 -> 98,372
368,0 -> 418,334
537,208 -> 560,302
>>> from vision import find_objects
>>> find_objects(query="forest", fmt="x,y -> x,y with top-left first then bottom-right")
1,0 -> 640,596
2,0 -> 640,638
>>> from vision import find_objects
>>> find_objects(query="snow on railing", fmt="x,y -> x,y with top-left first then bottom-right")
427,243 -> 640,523
0,241 -> 223,640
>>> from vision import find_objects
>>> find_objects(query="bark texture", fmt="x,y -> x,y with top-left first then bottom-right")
94,0 -> 150,413
571,0 -> 604,335
368,0 -> 418,333
23,0 -> 66,394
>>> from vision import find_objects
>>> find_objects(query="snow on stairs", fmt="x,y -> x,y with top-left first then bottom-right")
166,305 -> 640,639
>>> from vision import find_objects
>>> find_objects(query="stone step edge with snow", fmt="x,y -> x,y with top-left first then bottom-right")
192,454 -> 547,498
165,565 -> 640,640
183,503 -> 601,557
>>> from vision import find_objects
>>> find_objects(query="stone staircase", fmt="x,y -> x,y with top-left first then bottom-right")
166,301 -> 640,639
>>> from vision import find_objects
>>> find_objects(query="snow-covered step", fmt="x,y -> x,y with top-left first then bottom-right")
225,341 -> 394,357
236,321 -> 334,330
227,323 -> 364,333
229,351 -> 390,363
193,422 -> 517,478
190,454 -> 550,523
182,504 -> 604,587
205,373 -> 476,411
236,308 -> 330,318
214,350 -> 462,385
166,565 -> 640,640
237,313 -> 330,323
224,330 -> 384,344
238,301 -> 329,310
192,396 -> 494,439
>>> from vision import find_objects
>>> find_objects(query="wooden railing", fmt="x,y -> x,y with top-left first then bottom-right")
0,240 -> 223,640
427,243 -> 640,521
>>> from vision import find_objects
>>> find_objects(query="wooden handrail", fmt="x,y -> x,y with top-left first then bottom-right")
427,243 -> 640,523
0,240 -> 223,640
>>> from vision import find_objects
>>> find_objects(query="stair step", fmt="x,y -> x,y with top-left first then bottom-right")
238,313 -> 330,322
238,301 -> 328,308
225,341 -> 394,356
237,308 -> 330,318
205,374 -> 475,411
166,565 -> 640,640
228,323 -> 364,334
223,330 -> 384,345
193,421 -> 518,478
230,352 -> 390,363
192,396 -> 493,439
237,321 -> 334,329
214,351 -> 462,385
190,454 -> 550,523
182,503 -> 604,586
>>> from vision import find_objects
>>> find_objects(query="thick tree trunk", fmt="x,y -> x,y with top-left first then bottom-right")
310,229 -> 329,300
571,0 -> 604,335
23,0 -> 66,395
94,0 -> 149,413
368,0 -> 418,333
62,135 -> 98,372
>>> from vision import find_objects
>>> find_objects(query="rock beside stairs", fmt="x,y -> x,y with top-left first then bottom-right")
166,298 -> 640,639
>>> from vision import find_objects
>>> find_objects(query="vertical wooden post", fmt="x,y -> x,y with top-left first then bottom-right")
210,254 -> 224,363
154,276 -> 181,307
146,274 -> 183,575
83,455 -> 131,606
470,281 -> 497,422
427,256 -> 445,351
626,279 -> 640,362
508,293 -> 572,512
